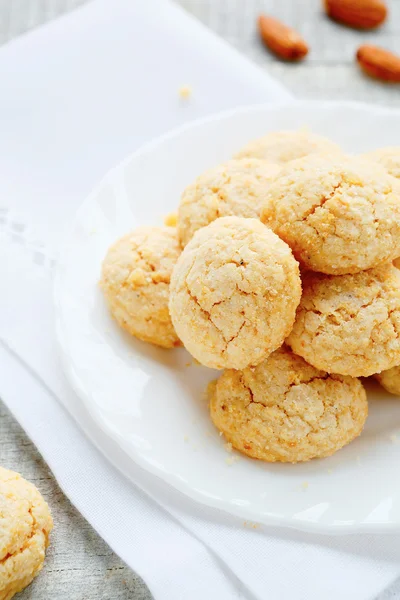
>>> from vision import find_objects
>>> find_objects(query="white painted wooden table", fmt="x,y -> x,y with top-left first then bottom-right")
0,1 -> 399,598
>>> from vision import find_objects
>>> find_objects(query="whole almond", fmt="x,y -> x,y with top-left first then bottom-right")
258,15 -> 308,61
356,45 -> 400,82
324,0 -> 387,29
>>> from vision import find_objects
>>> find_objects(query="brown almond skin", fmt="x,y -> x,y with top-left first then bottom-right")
357,45 -> 400,83
258,15 -> 308,61
324,0 -> 387,29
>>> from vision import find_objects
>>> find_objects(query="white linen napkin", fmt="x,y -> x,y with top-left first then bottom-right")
0,1 -> 400,599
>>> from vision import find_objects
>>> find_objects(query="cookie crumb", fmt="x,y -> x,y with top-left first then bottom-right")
224,442 -> 233,453
301,481 -> 309,491
164,212 -> 178,227
244,520 -> 260,529
183,435 -> 189,443
390,433 -> 400,445
178,84 -> 192,99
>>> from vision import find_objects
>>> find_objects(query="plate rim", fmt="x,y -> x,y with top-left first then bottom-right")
54,99 -> 400,535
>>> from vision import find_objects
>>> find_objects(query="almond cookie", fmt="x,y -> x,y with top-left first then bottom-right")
178,158 -> 280,246
209,346 -> 367,463
362,147 -> 400,180
169,216 -> 301,370
375,366 -> 400,396
234,129 -> 341,164
287,264 -> 400,377
0,467 -> 53,600
100,226 -> 181,348
261,155 -> 400,275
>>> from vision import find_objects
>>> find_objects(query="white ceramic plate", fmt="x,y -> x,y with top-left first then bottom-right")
55,101 -> 400,534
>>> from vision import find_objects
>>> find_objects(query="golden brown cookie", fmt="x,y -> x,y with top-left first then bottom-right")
169,216 -> 301,370
0,467 -> 53,600
261,154 -> 400,275
100,226 -> 181,348
375,366 -> 400,396
178,158 -> 280,246
287,264 -> 400,377
209,346 -> 367,463
362,147 -> 400,180
234,129 -> 340,164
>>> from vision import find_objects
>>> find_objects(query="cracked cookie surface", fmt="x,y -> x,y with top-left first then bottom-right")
209,346 -> 367,462
375,365 -> 400,396
100,226 -> 181,348
178,158 -> 280,247
287,264 -> 400,377
0,467 -> 53,600
261,155 -> 400,275
169,216 -> 301,370
234,129 -> 341,164
362,146 -> 400,180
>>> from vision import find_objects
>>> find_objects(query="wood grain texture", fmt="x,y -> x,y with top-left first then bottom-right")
0,0 -> 399,598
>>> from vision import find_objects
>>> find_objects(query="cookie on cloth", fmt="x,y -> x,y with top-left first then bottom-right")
0,467 -> 53,600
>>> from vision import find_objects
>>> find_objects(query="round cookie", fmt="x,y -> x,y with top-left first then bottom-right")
375,366 -> 400,396
362,147 -> 400,180
169,216 -> 301,370
261,154 -> 400,275
209,346 -> 367,463
0,467 -> 53,600
178,158 -> 280,247
100,226 -> 181,348
287,264 -> 400,377
234,129 -> 341,164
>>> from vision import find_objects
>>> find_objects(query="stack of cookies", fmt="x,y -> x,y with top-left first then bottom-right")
101,130 -> 400,463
